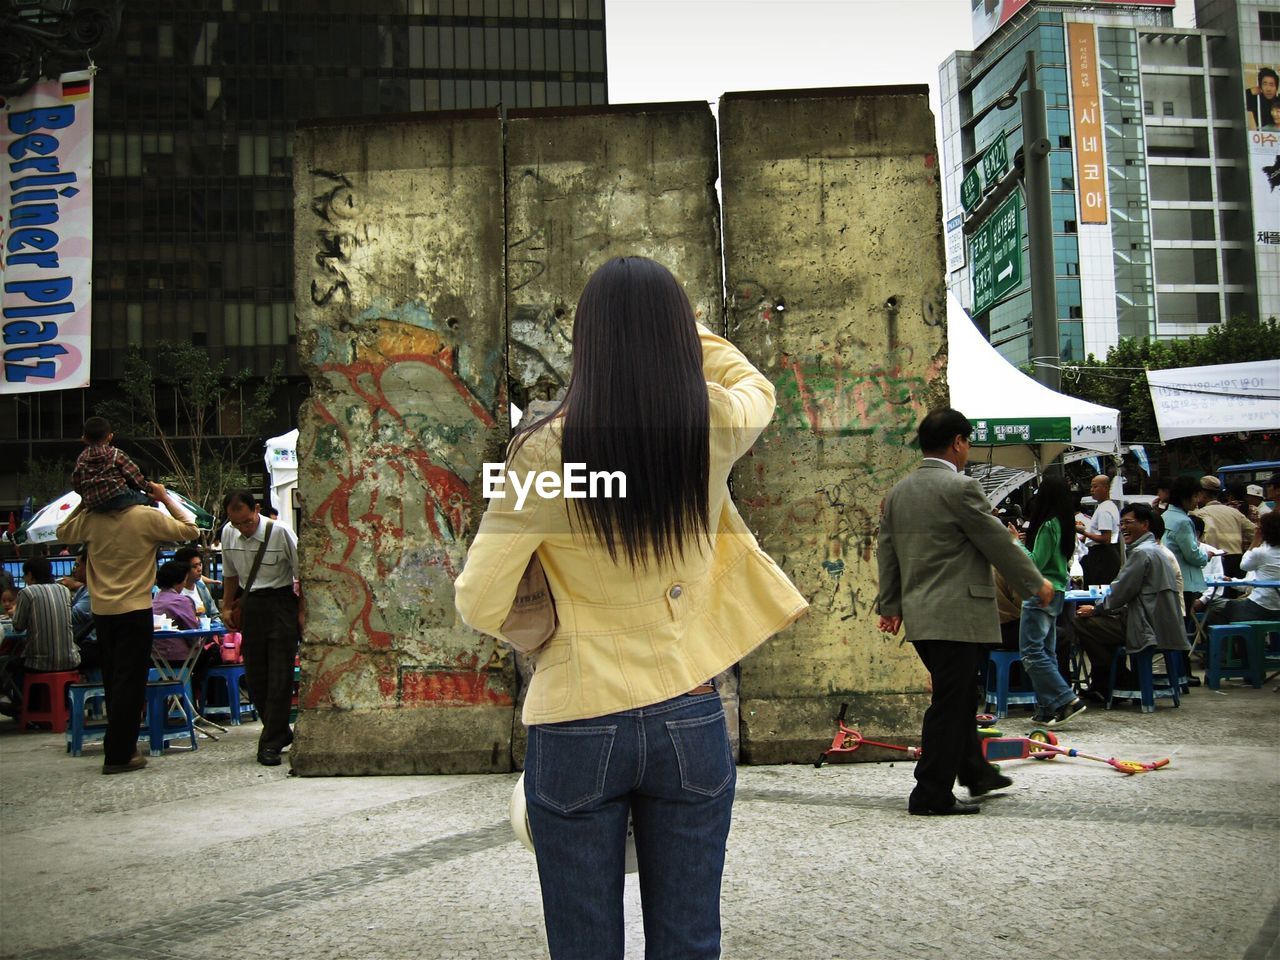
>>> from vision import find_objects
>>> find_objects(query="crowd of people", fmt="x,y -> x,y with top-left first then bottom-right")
1,414 -> 302,774
877,408 -> 1279,820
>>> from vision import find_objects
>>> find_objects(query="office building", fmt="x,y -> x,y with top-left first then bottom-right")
0,0 -> 608,508
939,0 -> 1269,367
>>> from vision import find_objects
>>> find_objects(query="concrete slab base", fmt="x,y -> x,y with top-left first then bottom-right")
740,693 -> 927,765
291,706 -> 513,775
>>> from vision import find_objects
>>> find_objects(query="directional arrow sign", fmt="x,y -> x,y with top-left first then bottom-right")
971,191 -> 1023,314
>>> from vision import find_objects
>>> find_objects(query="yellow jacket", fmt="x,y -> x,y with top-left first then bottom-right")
454,325 -> 808,725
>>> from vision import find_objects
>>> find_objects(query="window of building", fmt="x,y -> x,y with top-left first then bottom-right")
1261,11 -> 1280,42
1162,101 -> 1174,116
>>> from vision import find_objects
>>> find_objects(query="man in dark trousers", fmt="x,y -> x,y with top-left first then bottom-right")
58,485 -> 198,774
219,490 -> 303,767
877,408 -> 1052,816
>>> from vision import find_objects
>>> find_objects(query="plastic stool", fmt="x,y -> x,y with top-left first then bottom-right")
1257,622 -> 1280,672
65,683 -> 107,756
983,650 -> 1038,719
144,679 -> 197,756
1206,624 -> 1264,689
1108,648 -> 1182,712
200,664 -> 255,724
19,670 -> 81,733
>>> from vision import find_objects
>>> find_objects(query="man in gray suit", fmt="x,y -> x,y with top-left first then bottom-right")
877,408 -> 1052,816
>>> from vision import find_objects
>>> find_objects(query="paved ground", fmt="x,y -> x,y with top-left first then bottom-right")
1,680 -> 1277,960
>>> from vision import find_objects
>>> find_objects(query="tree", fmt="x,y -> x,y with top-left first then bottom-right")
20,457 -> 76,511
95,344 -> 283,515
1061,315 -> 1280,474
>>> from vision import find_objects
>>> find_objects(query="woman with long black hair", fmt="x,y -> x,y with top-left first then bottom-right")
1018,476 -> 1087,728
455,256 -> 807,960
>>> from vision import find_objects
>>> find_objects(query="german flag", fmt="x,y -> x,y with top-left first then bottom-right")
62,78 -> 91,101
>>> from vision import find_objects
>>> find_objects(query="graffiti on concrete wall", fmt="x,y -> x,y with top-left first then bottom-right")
300,168 -> 509,709
308,169 -> 367,308
731,278 -> 946,624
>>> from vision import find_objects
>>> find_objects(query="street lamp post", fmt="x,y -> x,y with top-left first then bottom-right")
1019,51 -> 1061,393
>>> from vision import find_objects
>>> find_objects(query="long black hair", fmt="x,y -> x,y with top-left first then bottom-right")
512,256 -> 710,569
1024,476 -> 1077,560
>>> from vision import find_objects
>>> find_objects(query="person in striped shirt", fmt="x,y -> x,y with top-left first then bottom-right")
11,557 -> 79,705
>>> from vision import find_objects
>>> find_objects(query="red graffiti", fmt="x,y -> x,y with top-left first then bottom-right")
305,323 -> 501,705
399,668 -> 513,706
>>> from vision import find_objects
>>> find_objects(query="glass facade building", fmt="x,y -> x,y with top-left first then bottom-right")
1,0 -> 608,507
939,2 -> 1254,367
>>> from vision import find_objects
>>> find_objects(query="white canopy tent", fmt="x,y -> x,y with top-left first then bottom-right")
947,293 -> 1120,470
264,428 -> 299,533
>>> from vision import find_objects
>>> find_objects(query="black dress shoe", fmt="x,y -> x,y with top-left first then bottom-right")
909,800 -> 981,816
257,748 -> 282,767
965,771 -> 1013,797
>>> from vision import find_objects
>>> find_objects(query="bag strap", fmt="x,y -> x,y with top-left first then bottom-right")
242,518 -> 275,594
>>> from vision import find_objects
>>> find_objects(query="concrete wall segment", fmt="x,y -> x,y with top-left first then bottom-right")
288,90 -> 950,773
719,87 -> 948,762
291,114 -> 512,775
503,101 -> 725,761
505,102 -> 722,408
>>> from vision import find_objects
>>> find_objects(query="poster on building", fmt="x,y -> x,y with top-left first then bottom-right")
1243,62 -> 1280,246
1067,22 -> 1107,225
0,70 -> 94,394
971,0 -> 1174,48
945,211 -> 965,273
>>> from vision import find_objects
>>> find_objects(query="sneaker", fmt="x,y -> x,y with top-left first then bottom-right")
1031,710 -> 1055,725
102,754 -> 148,775
1046,699 -> 1087,728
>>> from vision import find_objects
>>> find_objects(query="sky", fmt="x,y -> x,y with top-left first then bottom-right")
605,0 -> 1198,118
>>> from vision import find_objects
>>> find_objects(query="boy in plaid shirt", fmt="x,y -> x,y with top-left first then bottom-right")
72,417 -> 153,512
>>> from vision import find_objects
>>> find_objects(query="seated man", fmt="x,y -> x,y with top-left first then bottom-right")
173,546 -> 219,621
64,553 -> 100,671
1074,503 -> 1188,701
6,557 -> 80,714
0,584 -> 21,714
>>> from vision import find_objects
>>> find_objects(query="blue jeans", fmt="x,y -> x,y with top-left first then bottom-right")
1019,591 -> 1075,711
523,690 -> 736,960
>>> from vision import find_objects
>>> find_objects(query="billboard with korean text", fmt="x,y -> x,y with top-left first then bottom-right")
1067,22 -> 1107,225
1243,62 -> 1280,247
0,70 -> 94,393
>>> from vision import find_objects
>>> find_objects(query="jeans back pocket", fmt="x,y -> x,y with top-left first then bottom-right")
665,709 -> 734,798
532,723 -> 618,813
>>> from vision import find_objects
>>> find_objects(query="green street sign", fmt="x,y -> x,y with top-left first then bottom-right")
971,191 -> 1022,314
971,417 -> 1072,445
961,168 -> 981,213
981,132 -> 1009,186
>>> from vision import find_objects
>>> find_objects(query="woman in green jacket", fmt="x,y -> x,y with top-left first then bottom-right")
1019,477 -> 1087,728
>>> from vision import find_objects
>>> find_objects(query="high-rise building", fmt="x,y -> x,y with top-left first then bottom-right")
1196,0 -> 1280,318
938,0 -> 1269,367
1,0 -> 608,508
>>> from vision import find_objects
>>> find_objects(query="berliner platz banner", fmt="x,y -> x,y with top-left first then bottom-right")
1146,360 -> 1280,442
0,69 -> 94,394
